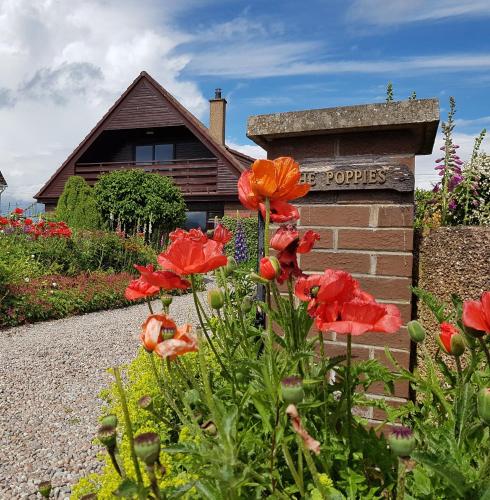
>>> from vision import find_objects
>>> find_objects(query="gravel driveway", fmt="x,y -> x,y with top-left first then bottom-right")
0,291 -> 203,499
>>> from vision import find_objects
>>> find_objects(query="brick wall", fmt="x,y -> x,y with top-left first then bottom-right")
297,203 -> 414,415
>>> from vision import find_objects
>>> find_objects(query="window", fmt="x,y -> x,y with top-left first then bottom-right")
135,144 -> 174,164
184,211 -> 207,230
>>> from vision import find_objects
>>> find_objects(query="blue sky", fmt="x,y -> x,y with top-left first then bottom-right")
0,0 -> 489,205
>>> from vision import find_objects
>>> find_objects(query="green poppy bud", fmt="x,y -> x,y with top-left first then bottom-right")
38,480 -> 52,498
388,427 -> 416,457
450,333 -> 466,356
241,296 -> 253,313
201,420 -> 217,436
97,425 -> 117,451
249,272 -> 270,285
224,257 -> 237,277
100,414 -> 117,428
281,376 -> 305,404
161,295 -> 173,307
137,395 -> 153,411
208,289 -> 225,310
134,432 -> 161,466
478,387 -> 490,425
310,286 -> 320,298
407,320 -> 426,343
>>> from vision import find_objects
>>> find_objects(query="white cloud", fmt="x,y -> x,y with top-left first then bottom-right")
227,141 -> 267,160
348,0 -> 490,25
0,0 -> 207,204
416,130 -> 490,189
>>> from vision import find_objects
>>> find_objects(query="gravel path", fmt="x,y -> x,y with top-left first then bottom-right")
0,290 -> 205,499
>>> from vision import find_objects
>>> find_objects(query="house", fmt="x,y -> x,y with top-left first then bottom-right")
0,170 -> 6,210
35,71 -> 254,228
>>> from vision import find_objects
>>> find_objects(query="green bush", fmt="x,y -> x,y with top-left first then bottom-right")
94,170 -> 186,243
220,215 -> 258,268
56,176 -> 102,230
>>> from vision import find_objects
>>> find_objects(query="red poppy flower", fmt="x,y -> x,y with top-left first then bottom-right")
295,274 -> 322,302
169,228 -> 207,243
24,218 -> 33,225
125,278 -> 160,301
0,216 -> 8,225
238,170 -> 261,210
213,223 -> 232,245
438,322 -> 465,355
140,314 -> 177,352
12,208 -> 24,215
270,226 -> 320,284
463,292 -> 490,334
154,322 -> 197,360
134,264 -> 190,290
316,299 -> 402,336
158,229 -> 227,275
260,200 -> 300,223
315,269 -> 361,305
259,256 -> 281,280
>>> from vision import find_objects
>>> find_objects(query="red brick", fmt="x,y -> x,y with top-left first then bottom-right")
299,205 -> 370,227
321,341 -> 371,361
300,251 -> 371,274
377,206 -> 414,228
368,380 -> 410,399
357,276 -> 412,301
311,229 -> 334,249
376,254 -> 413,277
375,348 -> 411,370
350,328 -> 411,350
338,228 -> 413,251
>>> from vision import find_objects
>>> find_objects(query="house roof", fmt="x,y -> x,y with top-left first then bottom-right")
0,170 -> 6,187
35,71 -> 249,200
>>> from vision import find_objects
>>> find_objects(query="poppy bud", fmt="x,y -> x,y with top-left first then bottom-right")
207,289 -> 224,310
241,296 -> 253,313
281,376 -> 304,404
310,286 -> 320,298
161,295 -> 173,307
98,425 -> 117,451
259,256 -> 281,281
38,480 -> 52,498
249,272 -> 270,285
224,257 -> 237,277
478,387 -> 490,425
388,426 -> 416,457
407,320 -> 426,343
138,395 -> 153,411
100,414 -> 117,428
134,432 -> 161,466
438,322 -> 465,356
201,420 -> 217,436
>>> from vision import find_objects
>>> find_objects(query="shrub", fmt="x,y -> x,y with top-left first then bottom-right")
93,170 -> 186,243
56,176 -> 102,230
220,215 -> 258,268
0,272 -> 138,327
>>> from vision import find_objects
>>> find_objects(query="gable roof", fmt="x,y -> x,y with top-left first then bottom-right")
0,170 -> 6,187
35,71 -> 248,199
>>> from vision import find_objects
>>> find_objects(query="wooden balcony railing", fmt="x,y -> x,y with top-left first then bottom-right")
75,158 -> 219,194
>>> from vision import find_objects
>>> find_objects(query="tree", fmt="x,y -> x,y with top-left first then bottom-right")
93,169 -> 186,242
56,176 -> 102,229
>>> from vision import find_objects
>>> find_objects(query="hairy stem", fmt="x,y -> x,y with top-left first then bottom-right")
346,333 -> 353,464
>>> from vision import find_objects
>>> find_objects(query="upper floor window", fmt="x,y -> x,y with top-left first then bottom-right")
135,144 -> 174,164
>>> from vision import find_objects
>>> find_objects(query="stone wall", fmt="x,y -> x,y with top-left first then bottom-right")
415,226 -> 490,361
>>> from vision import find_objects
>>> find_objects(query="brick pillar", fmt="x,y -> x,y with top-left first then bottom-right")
248,100 -> 439,414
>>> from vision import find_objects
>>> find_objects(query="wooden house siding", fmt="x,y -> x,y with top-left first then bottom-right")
105,81 -> 184,130
36,72 -> 250,205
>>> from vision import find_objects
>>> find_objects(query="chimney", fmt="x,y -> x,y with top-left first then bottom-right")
209,88 -> 227,145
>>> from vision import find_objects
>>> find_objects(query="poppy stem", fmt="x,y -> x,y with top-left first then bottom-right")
264,197 -> 270,257
146,297 -> 154,314
455,355 -> 463,381
112,367 -> 143,486
346,333 -> 353,464
190,275 -> 231,380
479,337 -> 490,367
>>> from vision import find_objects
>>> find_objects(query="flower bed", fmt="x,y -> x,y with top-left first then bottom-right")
48,158 -> 490,499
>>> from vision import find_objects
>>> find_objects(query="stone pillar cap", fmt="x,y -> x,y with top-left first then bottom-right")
247,98 -> 439,155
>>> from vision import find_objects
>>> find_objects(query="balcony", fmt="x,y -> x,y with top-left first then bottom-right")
75,158 -> 219,195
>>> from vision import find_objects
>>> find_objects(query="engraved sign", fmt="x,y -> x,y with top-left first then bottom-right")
299,163 -> 414,192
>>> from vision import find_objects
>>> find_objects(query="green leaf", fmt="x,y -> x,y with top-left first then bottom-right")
112,478 -> 146,498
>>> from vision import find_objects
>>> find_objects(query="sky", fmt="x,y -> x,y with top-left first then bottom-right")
0,0 -> 489,207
